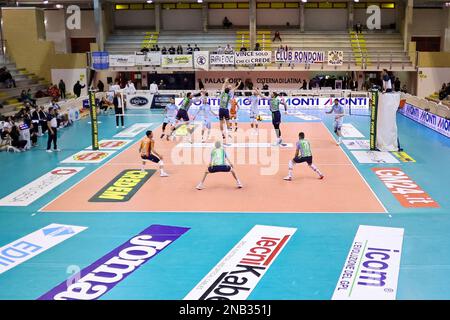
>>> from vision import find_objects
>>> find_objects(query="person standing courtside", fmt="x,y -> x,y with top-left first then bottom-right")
58,79 -> 66,100
114,92 -> 125,129
46,107 -> 60,152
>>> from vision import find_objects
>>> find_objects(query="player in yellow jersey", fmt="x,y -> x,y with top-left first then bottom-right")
139,130 -> 169,177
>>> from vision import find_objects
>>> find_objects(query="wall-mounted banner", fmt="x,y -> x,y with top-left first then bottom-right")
161,54 -> 193,68
193,51 -> 209,70
61,150 -> 116,164
0,167 -> 84,206
135,52 -> 161,66
328,50 -> 344,66
234,51 -> 272,65
332,225 -> 404,300
184,225 -> 296,300
126,93 -> 154,109
209,54 -> 235,65
114,123 -> 152,138
0,224 -> 87,275
91,51 -> 109,70
275,50 -> 325,64
399,103 -> 450,138
175,96 -> 369,109
38,224 -> 190,300
372,168 -> 439,208
109,55 -> 136,67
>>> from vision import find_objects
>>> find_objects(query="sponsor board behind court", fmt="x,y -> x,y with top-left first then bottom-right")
400,103 -> 450,138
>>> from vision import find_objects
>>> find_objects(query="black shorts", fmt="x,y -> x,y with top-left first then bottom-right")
141,154 -> 160,163
293,156 -> 313,165
208,165 -> 231,173
272,110 -> 281,125
219,108 -> 230,120
176,109 -> 189,122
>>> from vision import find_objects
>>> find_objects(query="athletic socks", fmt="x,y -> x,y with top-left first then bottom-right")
309,164 -> 323,178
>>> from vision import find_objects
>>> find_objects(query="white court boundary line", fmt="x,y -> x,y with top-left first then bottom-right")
37,123 -> 159,214
320,122 -> 388,214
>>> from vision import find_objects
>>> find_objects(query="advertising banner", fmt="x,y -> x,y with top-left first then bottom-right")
275,50 -> 325,64
135,52 -> 161,66
327,50 -> 344,66
92,51 -> 109,70
61,150 -> 116,164
109,55 -> 136,67
161,54 -> 193,68
193,51 -> 209,70
399,103 -> 450,138
126,92 -> 154,109
234,51 -> 272,65
209,54 -> 235,65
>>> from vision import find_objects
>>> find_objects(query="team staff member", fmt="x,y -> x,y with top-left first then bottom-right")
46,107 -> 60,153
326,98 -> 345,145
140,130 -> 169,177
284,132 -> 324,181
114,92 -> 125,128
196,140 -> 243,190
260,92 -> 288,146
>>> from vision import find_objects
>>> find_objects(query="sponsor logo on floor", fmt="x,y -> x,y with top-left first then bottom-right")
0,167 -> 84,206
113,123 -> 153,138
341,123 -> 365,138
38,224 -> 189,300
332,225 -> 404,300
61,150 -> 116,164
372,168 -> 439,208
184,225 -> 296,300
0,224 -> 87,275
89,169 -> 156,202
176,142 -> 293,148
351,151 -> 400,163
391,151 -> 416,163
342,139 -> 370,150
85,139 -> 131,150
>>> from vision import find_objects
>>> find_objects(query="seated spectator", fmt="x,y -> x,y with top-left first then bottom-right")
438,83 -> 450,100
223,16 -> 232,29
193,44 -> 200,52
141,47 -> 150,53
6,122 -> 27,150
176,45 -> 183,55
216,45 -> 224,54
224,44 -> 234,54
186,44 -> 193,54
273,31 -> 282,42
48,85 -> 60,100
240,46 -> 247,52
168,45 -> 176,55
161,46 -> 168,55
254,43 -> 261,51
155,44 -> 160,51
19,90 -> 28,102
25,89 -> 37,105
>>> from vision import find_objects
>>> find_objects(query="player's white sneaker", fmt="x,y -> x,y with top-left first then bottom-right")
237,181 -> 243,188
196,183 -> 205,190
46,149 -> 53,153
116,126 -> 119,129
160,172 -> 169,177
283,175 -> 292,181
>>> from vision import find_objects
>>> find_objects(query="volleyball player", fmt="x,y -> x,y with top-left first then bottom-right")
139,130 -> 169,177
192,96 -> 217,142
169,91 -> 202,141
284,132 -> 324,181
249,89 -> 260,134
260,91 -> 288,146
229,96 -> 239,132
196,140 -> 243,190
160,97 -> 178,140
326,98 -> 345,145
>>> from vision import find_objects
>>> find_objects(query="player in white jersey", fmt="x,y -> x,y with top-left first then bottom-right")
326,98 -> 345,145
161,98 -> 178,140
193,96 -> 217,142
249,89 -> 260,134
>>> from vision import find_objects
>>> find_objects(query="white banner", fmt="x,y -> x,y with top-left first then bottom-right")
161,54 -> 193,68
61,150 -> 116,164
114,123 -> 152,138
342,139 -> 370,150
351,151 -> 400,164
135,52 -> 161,66
109,54 -> 136,67
193,51 -> 209,70
0,224 -> 87,275
0,167 -> 84,207
210,54 -> 235,65
275,50 -> 325,64
126,92 -> 154,109
400,103 -> 450,138
234,51 -> 272,65
184,225 -> 296,300
332,225 -> 404,300
328,50 -> 344,66
175,96 -> 369,110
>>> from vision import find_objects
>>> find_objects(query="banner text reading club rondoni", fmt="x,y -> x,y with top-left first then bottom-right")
38,224 -> 189,300
184,225 -> 296,300
332,225 -> 404,300
0,224 -> 87,275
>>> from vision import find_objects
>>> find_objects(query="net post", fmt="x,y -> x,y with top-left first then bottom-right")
89,88 -> 99,151
369,89 -> 379,151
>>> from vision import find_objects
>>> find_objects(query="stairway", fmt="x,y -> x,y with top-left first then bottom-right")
349,30 -> 370,67
235,30 -> 272,51
141,31 -> 159,50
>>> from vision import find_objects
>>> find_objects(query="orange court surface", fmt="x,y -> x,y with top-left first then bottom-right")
42,122 -> 385,213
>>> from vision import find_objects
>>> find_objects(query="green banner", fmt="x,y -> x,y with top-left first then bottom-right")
89,89 -> 99,150
369,90 -> 378,151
